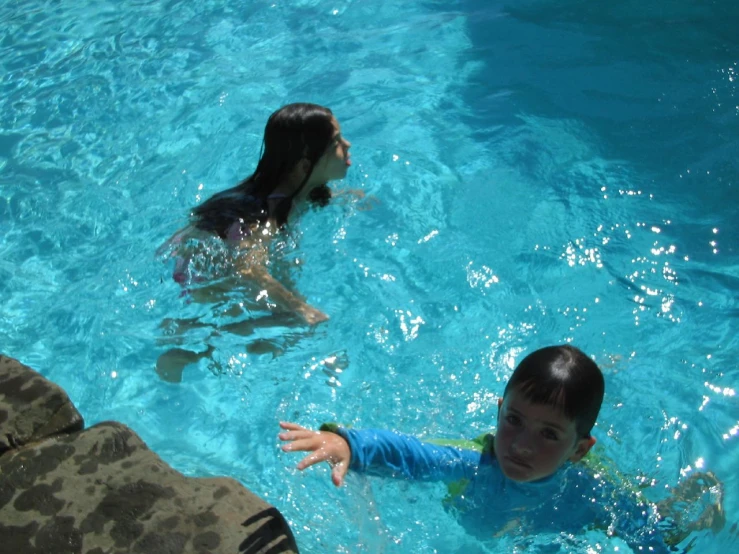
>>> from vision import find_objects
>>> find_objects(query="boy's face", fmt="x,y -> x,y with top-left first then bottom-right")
494,387 -> 595,483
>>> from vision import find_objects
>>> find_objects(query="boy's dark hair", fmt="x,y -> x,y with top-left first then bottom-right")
504,345 -> 604,438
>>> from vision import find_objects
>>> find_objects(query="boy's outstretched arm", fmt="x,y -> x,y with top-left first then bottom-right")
279,422 -> 351,487
280,422 -> 480,485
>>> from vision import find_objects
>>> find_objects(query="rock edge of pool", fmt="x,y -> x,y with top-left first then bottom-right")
0,354 -> 299,554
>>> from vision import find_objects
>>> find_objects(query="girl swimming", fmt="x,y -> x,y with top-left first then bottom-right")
156,103 -> 352,381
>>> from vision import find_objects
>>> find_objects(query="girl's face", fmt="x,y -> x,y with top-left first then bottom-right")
309,117 -> 351,184
493,387 -> 594,483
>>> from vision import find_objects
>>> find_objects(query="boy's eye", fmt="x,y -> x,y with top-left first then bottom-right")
542,429 -> 559,441
505,414 -> 521,426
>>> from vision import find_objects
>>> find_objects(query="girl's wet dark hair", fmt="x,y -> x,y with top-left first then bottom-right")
504,345 -> 604,438
191,103 -> 336,237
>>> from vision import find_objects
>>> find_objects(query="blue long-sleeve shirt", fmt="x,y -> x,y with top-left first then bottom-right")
336,427 -> 673,552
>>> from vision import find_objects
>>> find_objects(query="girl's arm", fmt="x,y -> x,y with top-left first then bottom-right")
240,264 -> 328,325
330,187 -> 379,211
235,237 -> 328,325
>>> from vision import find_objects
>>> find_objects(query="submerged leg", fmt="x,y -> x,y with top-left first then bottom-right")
156,345 -> 216,383
155,311 -> 311,380
157,317 -> 215,346
657,471 -> 725,546
223,312 -> 306,357
219,311 -> 302,336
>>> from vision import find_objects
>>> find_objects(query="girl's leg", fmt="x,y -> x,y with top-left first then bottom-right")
156,345 -> 216,383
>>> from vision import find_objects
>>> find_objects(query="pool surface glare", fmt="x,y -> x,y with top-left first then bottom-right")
1,0 -> 737,552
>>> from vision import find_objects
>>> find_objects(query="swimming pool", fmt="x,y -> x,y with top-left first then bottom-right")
1,0 -> 737,551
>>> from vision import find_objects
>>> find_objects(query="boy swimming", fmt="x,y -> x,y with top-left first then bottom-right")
279,344 -> 722,551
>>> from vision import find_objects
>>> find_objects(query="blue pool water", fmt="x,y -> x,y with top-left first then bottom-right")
1,0 -> 737,552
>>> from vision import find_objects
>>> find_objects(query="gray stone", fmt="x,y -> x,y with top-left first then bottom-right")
0,356 -> 299,553
0,355 -> 84,454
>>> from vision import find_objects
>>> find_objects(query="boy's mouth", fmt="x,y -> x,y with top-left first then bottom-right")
505,455 -> 531,469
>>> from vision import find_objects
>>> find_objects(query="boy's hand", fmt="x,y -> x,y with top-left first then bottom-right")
278,421 -> 351,487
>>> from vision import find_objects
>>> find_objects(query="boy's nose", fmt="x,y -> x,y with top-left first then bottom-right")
511,438 -> 534,457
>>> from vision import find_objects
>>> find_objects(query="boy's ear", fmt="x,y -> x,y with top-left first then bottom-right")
569,436 -> 596,463
497,398 -> 503,409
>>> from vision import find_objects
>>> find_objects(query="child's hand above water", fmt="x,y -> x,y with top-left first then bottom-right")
279,421 -> 351,487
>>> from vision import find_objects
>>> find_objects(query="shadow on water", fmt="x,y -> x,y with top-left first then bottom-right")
461,0 -> 739,206
239,507 -> 298,554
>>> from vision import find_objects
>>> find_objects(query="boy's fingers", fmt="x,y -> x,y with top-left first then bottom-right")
296,450 -> 329,471
279,421 -> 309,432
278,430 -> 318,442
281,437 -> 321,453
331,462 -> 348,487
